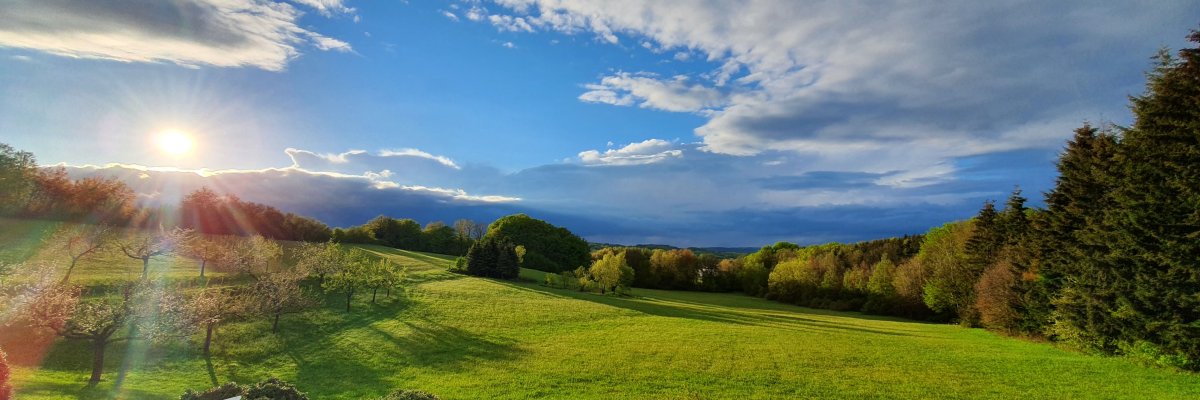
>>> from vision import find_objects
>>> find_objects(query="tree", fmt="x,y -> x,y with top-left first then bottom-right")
1083,32 -> 1200,367
464,236 -> 519,279
485,214 -> 589,273
323,249 -> 373,312
186,287 -> 243,355
365,257 -> 406,303
249,271 -> 311,332
179,236 -> 229,278
589,252 -> 634,294
0,143 -> 36,216
421,222 -> 462,255
367,216 -> 422,250
14,280 -> 186,385
295,241 -> 347,284
917,220 -> 976,322
974,254 -> 1021,333
50,224 -> 114,283
453,219 -> 485,241
118,227 -> 190,279
862,257 -> 897,314
223,235 -> 283,278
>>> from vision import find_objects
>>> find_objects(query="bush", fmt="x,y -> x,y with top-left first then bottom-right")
379,389 -> 440,400
182,378 -> 307,400
244,377 -> 308,400
180,382 -> 244,400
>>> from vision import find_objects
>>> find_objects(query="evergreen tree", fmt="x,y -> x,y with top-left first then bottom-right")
1093,32 -> 1200,368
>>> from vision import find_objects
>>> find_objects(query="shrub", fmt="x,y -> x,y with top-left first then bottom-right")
180,382 -> 244,400
244,377 -> 308,400
380,389 -> 440,400
183,378 -> 308,400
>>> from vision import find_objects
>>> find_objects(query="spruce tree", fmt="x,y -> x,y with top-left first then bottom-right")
1044,125 -> 1122,349
1097,31 -> 1200,368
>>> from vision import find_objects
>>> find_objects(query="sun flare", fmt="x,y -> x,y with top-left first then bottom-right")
157,130 -> 194,155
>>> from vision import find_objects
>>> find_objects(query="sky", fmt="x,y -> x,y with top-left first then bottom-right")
1,0 -> 1197,247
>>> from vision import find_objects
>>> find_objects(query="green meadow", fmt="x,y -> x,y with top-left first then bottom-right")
2,218 -> 1198,399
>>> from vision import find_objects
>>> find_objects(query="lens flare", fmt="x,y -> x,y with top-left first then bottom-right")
157,130 -> 194,155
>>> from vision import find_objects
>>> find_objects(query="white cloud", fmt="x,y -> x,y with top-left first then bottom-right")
0,0 -> 353,71
378,148 -> 461,170
579,72 -> 726,113
289,0 -> 355,16
488,14 -> 534,32
502,41 -> 516,48
441,10 -> 460,22
475,0 -> 1194,167
578,139 -> 683,166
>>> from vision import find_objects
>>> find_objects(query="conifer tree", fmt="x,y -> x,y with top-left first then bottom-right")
1093,31 -> 1200,367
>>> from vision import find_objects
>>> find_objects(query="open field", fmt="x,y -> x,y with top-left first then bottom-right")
2,218 -> 1198,399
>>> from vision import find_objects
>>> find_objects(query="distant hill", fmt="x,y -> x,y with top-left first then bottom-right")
588,242 -> 759,259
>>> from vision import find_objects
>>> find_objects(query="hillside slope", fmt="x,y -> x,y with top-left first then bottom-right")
1,219 -> 1197,399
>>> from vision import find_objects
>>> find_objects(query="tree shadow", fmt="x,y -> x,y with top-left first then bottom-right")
501,281 -> 926,338
278,309 -> 525,398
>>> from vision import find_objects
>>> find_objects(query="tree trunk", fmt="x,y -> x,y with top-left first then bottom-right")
345,289 -> 354,312
203,323 -> 214,354
272,312 -> 281,333
371,288 -> 377,303
141,257 -> 150,279
89,339 -> 106,385
200,259 -> 207,278
62,257 -> 80,284
387,287 -> 391,298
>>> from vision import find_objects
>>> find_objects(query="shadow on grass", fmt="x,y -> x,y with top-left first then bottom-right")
275,300 -> 525,398
501,281 -> 926,338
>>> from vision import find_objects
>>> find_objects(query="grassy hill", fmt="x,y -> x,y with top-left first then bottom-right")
1,218 -> 1198,399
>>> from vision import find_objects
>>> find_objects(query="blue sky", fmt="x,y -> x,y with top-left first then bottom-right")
1,0 -> 1197,246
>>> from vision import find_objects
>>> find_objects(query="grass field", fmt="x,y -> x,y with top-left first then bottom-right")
1,218 -> 1198,399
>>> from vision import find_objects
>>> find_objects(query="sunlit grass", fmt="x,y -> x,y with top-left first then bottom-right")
2,218 -> 1198,399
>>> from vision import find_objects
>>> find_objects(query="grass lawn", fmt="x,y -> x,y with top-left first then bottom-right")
1,218 -> 1198,399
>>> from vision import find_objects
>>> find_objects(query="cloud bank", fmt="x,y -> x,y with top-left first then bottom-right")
0,0 -> 353,71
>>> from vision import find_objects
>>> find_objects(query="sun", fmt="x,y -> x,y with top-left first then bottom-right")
157,129 -> 194,155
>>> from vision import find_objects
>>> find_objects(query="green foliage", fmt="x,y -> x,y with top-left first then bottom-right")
464,236 -> 519,279
916,220 -> 976,322
244,377 -> 309,400
1068,31 -> 1200,366
588,252 -> 635,294
0,143 -> 36,216
379,389 -> 440,400
180,382 -> 243,400
486,214 -> 589,273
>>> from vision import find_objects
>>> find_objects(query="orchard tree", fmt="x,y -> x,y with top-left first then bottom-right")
295,241 -> 347,284
365,257 -> 406,303
324,249 -> 373,312
179,236 -> 229,278
51,224 -> 114,283
250,271 -> 311,332
186,287 -> 243,354
118,227 -> 190,279
15,280 -> 187,385
224,236 -> 283,278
